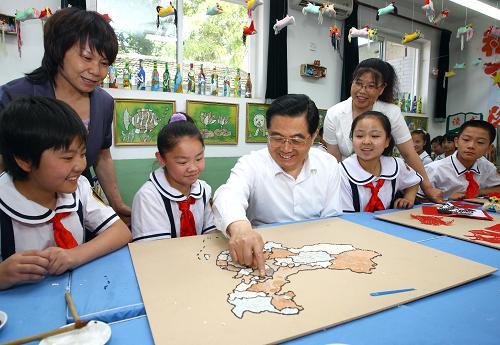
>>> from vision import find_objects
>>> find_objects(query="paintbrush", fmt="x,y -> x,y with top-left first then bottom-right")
3,319 -> 89,345
65,291 -> 80,321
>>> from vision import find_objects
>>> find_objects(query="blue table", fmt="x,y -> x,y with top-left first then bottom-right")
0,211 -> 498,344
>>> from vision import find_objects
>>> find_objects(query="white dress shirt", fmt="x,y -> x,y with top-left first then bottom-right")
419,151 -> 433,166
0,173 -> 118,260
422,151 -> 500,199
212,147 -> 343,235
340,155 -> 422,212
323,97 -> 412,159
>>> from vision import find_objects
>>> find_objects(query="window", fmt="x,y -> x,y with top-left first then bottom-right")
96,0 -> 251,92
358,35 -> 420,102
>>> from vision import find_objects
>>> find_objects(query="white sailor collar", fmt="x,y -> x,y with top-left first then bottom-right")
419,151 -> 430,160
266,149 -> 317,180
149,167 -> 203,201
450,151 -> 480,176
0,172 -> 79,224
341,155 -> 399,185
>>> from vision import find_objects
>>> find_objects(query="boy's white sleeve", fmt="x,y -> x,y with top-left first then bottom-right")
78,177 -> 119,235
482,162 -> 500,188
202,183 -> 216,234
212,155 -> 254,237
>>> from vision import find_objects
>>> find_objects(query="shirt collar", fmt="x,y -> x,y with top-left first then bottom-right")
149,167 -> 203,201
450,151 -> 480,175
0,172 -> 79,224
266,148 -> 317,180
419,151 -> 430,160
341,155 -> 399,185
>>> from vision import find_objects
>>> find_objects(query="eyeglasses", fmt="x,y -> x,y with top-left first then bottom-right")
353,79 -> 383,91
268,135 -> 311,147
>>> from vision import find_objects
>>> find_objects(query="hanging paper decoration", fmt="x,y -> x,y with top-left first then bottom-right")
319,3 -> 336,24
376,1 -> 397,21
471,57 -> 483,66
156,2 -> 177,28
302,2 -> 321,24
207,3 -> 223,16
485,25 -> 500,38
0,19 -> 7,56
39,7 -> 53,21
100,13 -> 112,23
368,28 -> 378,41
402,30 -> 421,44
422,0 -> 435,22
245,0 -> 263,17
329,25 -> 341,50
453,63 -> 466,69
432,9 -> 449,26
348,26 -> 369,42
273,15 -> 295,35
444,71 -> 456,77
15,8 -> 39,21
14,7 -> 53,58
457,24 -> 474,51
242,19 -> 256,45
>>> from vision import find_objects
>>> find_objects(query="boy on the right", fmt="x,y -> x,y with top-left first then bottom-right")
423,120 -> 500,200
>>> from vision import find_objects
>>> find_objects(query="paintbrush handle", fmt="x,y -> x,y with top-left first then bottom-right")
65,291 -> 80,321
3,320 -> 89,345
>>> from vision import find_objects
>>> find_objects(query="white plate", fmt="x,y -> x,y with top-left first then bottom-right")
0,310 -> 7,331
39,320 -> 111,345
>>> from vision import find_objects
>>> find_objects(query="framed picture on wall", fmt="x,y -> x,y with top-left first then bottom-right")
114,98 -> 175,146
446,112 -> 483,134
187,100 -> 239,145
404,115 -> 428,132
246,103 -> 269,143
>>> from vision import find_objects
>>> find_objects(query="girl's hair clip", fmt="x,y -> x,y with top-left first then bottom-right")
169,112 -> 187,123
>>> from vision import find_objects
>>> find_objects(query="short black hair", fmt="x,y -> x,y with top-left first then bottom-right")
443,132 -> 457,142
352,58 -> 399,103
26,7 -> 118,83
457,120 -> 496,144
411,129 -> 432,155
431,135 -> 444,145
350,110 -> 395,156
0,97 -> 87,180
157,120 -> 204,155
266,94 -> 319,135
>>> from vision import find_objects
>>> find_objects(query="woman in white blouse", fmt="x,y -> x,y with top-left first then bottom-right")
323,58 -> 443,202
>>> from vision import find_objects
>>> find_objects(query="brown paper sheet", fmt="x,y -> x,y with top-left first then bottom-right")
129,217 -> 496,345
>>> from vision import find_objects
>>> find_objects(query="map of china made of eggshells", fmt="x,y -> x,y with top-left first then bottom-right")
216,241 -> 381,318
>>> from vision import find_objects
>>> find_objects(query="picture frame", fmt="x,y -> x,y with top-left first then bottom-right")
404,115 -> 428,132
187,100 -> 239,145
446,112 -> 483,134
114,98 -> 175,146
246,103 -> 269,143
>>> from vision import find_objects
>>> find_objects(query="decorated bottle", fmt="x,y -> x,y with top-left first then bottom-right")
122,61 -> 131,90
223,67 -> 231,97
187,63 -> 196,93
108,65 -> 117,88
245,72 -> 252,98
163,62 -> 171,92
136,59 -> 146,90
174,63 -> 183,93
151,61 -> 160,91
411,95 -> 417,113
198,64 -> 206,95
405,94 -> 411,113
211,66 -> 218,96
234,68 -> 241,97
417,96 -> 423,114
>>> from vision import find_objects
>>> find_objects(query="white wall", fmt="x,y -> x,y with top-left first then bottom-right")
0,0 -> 59,85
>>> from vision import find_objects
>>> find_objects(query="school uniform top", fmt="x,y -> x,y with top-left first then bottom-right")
435,153 -> 445,160
420,151 -> 433,166
0,77 -> 114,168
340,155 -> 422,212
212,147 -> 343,236
0,172 -> 119,261
323,97 -> 412,159
421,151 -> 500,199
131,167 -> 216,242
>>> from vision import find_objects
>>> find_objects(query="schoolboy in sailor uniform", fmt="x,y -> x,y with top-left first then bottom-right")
0,173 -> 119,257
420,120 -> 500,200
340,155 -> 422,212
131,167 -> 215,241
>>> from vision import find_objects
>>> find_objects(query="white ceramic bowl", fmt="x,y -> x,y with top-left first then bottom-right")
0,310 -> 7,330
39,320 -> 111,345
